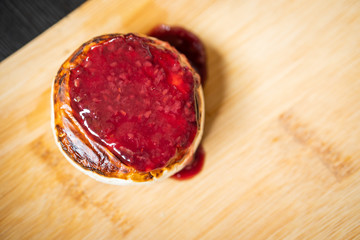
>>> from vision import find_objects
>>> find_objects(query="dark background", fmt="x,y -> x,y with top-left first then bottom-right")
0,0 -> 86,61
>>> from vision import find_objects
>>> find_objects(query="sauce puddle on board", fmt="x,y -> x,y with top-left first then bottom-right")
149,25 -> 207,180
171,144 -> 205,180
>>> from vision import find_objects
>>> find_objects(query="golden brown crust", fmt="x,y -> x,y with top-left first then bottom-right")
52,33 -> 204,184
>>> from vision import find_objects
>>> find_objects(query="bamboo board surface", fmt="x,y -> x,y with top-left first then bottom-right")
1,0 -> 360,239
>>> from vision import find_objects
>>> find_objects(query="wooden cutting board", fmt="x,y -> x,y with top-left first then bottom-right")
1,0 -> 360,239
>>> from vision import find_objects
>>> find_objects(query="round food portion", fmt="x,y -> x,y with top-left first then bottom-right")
52,33 -> 204,184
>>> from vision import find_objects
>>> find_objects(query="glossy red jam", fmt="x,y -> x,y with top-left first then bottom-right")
69,34 -> 198,172
171,144 -> 205,180
149,25 -> 207,84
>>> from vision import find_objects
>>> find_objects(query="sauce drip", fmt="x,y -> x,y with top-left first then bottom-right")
149,25 -> 207,84
171,144 -> 205,180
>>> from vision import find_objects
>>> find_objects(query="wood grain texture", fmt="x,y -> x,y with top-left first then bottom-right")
1,0 -> 360,239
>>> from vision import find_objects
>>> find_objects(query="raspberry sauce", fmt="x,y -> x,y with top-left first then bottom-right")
149,25 -> 207,84
69,34 -> 198,172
